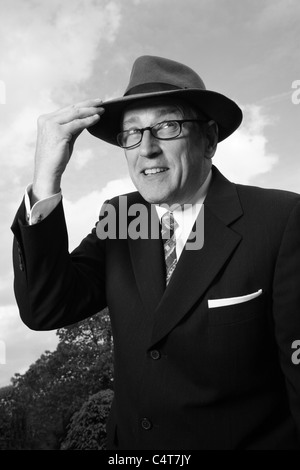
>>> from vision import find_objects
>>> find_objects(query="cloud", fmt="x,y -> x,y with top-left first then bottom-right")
64,176 -> 135,250
0,271 -> 15,306
213,104 -> 278,184
129,0 -> 156,4
1,1 -> 121,93
256,0 -> 300,30
73,148 -> 95,170
254,91 -> 295,106
0,305 -> 58,387
0,106 -> 42,185
0,0 -> 122,182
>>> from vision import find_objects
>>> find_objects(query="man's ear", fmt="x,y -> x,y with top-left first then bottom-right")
205,120 -> 218,159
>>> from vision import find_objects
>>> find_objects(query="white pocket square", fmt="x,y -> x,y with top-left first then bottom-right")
208,289 -> 263,309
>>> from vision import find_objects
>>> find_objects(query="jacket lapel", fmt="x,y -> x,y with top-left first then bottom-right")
127,195 -> 166,315
149,166 -> 244,347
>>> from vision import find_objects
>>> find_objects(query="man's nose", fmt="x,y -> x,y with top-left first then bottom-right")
139,130 -> 161,158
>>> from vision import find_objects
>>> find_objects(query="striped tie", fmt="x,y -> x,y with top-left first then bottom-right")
161,212 -> 178,285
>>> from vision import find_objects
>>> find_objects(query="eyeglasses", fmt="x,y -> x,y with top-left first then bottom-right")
117,119 -> 207,149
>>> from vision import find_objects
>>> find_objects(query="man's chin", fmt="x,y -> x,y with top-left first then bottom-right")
136,188 -> 161,204
138,190 -> 168,205
137,186 -> 177,206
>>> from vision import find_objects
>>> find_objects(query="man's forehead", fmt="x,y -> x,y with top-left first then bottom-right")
122,99 -> 183,123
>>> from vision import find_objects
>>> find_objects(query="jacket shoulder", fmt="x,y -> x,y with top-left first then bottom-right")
235,182 -> 300,213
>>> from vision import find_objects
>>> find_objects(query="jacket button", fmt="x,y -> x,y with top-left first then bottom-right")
149,349 -> 161,360
141,418 -> 152,430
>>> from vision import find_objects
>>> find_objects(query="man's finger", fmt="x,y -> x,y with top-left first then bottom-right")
53,106 -> 105,125
55,98 -> 104,115
71,98 -> 103,108
63,113 -> 103,135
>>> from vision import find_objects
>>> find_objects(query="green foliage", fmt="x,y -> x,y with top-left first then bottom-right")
0,308 -> 114,450
61,389 -> 114,450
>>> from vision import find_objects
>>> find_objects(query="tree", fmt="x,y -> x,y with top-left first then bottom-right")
0,308 -> 114,449
60,389 -> 114,450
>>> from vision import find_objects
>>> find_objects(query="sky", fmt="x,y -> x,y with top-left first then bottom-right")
0,0 -> 299,387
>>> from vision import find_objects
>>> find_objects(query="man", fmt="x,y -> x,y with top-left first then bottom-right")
11,55 -> 300,450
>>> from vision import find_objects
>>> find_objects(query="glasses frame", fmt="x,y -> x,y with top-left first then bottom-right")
117,119 -> 207,149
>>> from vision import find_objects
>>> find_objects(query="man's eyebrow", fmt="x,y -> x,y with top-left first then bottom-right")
122,116 -> 139,127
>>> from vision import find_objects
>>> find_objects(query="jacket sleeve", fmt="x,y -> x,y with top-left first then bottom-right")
272,199 -> 300,438
11,198 -> 107,330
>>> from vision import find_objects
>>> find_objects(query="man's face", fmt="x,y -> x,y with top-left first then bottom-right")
122,99 -> 213,206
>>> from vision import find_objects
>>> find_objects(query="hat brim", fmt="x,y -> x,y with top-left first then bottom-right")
87,88 -> 243,145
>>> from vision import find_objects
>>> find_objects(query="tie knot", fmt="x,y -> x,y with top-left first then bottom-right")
161,211 -> 176,229
161,212 -> 178,239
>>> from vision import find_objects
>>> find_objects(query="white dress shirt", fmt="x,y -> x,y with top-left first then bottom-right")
25,184 -> 62,225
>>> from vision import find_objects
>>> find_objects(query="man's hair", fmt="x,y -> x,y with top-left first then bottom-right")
172,99 -> 207,121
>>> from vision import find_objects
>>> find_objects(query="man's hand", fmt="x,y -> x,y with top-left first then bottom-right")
32,98 -> 104,203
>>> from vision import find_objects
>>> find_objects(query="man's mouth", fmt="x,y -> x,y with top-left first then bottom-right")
142,167 -> 168,176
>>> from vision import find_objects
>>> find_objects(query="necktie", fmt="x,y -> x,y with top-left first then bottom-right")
161,212 -> 178,285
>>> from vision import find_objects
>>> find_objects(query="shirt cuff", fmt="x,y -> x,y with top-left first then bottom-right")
25,184 -> 62,225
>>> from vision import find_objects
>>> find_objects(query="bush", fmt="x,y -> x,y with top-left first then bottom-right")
60,389 -> 114,450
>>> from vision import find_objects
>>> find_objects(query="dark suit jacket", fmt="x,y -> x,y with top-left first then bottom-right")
11,166 -> 300,450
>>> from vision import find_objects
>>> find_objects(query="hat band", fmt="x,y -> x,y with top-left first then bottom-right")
124,82 -> 182,96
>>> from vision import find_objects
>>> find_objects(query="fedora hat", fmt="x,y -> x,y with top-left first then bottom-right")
88,55 -> 243,145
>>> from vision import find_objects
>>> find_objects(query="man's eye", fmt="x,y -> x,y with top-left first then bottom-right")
126,129 -> 140,136
158,121 -> 176,130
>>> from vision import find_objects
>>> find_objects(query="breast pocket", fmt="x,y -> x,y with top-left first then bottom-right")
208,290 -> 266,326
